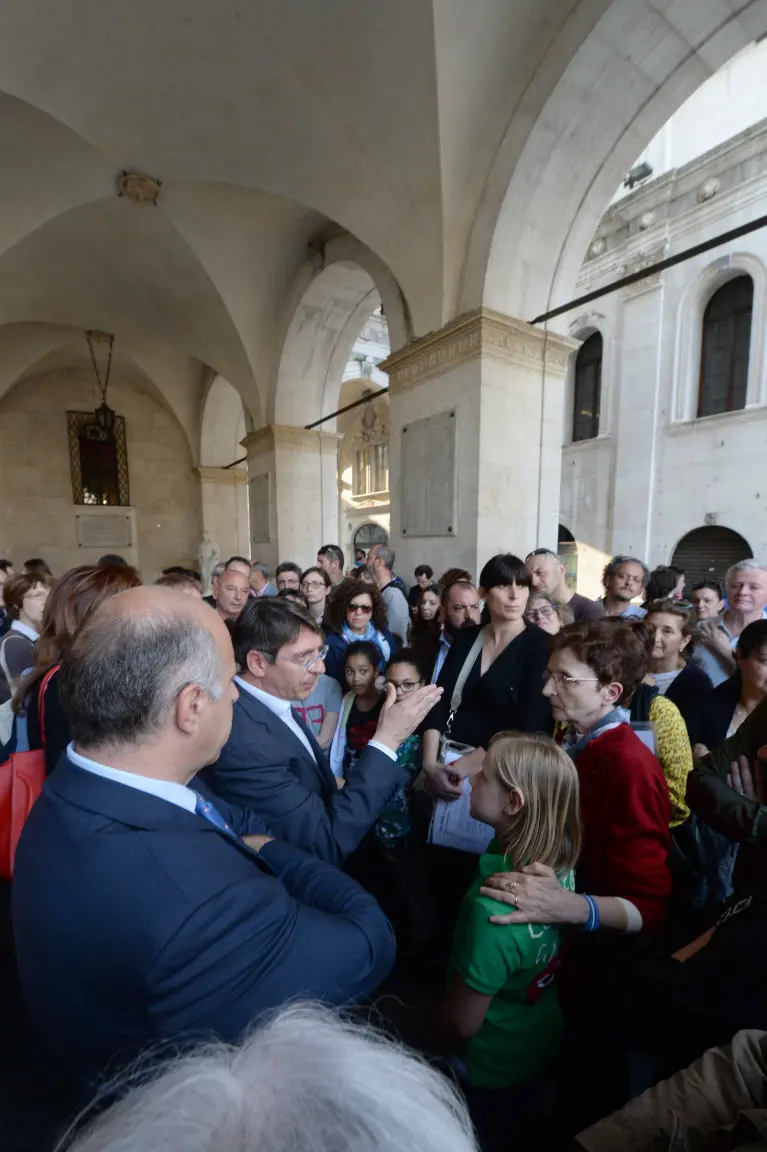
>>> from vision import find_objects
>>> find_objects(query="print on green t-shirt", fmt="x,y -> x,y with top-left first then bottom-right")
448,842 -> 575,1089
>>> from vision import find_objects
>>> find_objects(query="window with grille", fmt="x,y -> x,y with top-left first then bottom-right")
572,332 -> 602,442
353,443 -> 389,496
67,412 -> 130,506
698,276 -> 753,418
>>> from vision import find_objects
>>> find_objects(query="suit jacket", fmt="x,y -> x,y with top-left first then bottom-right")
12,756 -> 395,1083
206,689 -> 408,865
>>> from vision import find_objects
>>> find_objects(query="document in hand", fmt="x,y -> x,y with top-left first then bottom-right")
428,777 -> 495,855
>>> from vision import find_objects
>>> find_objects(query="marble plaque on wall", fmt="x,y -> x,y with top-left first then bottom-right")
76,512 -> 133,549
249,473 -> 271,543
401,410 -> 456,537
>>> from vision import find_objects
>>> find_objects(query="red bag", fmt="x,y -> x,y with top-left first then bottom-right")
0,665 -> 59,879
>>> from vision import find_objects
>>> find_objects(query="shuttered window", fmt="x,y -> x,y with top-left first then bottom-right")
698,276 -> 752,418
572,333 -> 602,442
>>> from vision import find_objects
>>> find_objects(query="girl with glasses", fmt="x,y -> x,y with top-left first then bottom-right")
524,593 -> 574,637
322,577 -> 398,688
0,572 -> 54,701
299,566 -> 331,624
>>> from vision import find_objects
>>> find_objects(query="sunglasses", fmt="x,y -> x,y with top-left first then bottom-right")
348,603 -> 373,615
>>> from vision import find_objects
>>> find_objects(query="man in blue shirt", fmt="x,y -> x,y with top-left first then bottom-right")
599,555 -> 649,619
13,587 -> 396,1085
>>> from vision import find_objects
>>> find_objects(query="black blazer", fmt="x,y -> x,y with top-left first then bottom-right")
699,672 -> 743,752
13,756 -> 395,1084
426,623 -> 552,747
25,667 -> 70,775
206,687 -> 409,866
664,663 -> 714,748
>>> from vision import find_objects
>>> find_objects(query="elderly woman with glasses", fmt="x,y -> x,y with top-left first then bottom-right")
478,619 -> 672,1128
524,592 -> 574,636
322,577 -> 398,688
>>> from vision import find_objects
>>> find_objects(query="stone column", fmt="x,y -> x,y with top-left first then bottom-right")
241,425 -> 341,571
198,466 -> 249,562
381,309 -> 577,581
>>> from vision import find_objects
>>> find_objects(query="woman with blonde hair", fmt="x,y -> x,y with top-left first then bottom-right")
440,732 -> 580,1152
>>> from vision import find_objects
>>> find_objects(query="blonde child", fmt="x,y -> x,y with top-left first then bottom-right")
440,732 -> 581,1152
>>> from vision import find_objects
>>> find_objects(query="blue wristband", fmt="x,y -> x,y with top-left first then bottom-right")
583,894 -> 600,932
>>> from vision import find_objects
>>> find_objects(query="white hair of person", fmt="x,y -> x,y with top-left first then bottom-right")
726,558 -> 767,583
60,1003 -> 478,1152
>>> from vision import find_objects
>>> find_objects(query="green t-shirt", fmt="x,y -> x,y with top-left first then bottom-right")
448,843 -> 575,1089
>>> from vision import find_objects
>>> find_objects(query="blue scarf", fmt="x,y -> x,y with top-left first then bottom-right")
342,622 -> 391,668
562,707 -> 630,761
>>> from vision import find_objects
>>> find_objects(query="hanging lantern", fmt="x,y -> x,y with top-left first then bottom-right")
86,330 -> 116,435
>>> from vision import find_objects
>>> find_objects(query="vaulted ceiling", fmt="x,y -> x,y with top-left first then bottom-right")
0,0 -> 762,426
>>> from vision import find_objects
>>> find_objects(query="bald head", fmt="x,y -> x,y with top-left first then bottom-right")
61,585 -> 235,767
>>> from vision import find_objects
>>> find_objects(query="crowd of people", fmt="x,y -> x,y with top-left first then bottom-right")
3,542 -> 767,1150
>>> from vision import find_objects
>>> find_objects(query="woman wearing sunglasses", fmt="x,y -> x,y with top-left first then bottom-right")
323,577 -> 399,688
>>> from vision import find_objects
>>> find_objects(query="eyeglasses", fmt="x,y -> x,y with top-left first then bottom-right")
23,589 -> 48,601
526,608 -> 554,621
348,603 -> 373,615
544,670 -> 600,687
302,581 -> 326,591
274,644 -> 329,672
386,678 -> 424,696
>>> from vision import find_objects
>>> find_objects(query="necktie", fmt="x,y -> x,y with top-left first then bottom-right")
193,792 -> 239,840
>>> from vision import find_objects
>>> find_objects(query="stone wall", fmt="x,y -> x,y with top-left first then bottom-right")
0,367 -> 201,580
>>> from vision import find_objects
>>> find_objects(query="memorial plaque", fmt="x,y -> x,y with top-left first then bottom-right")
401,410 -> 456,537
76,513 -> 133,549
249,473 -> 272,543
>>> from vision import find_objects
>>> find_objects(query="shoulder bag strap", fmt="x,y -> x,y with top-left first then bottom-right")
0,637 -> 11,688
449,627 -> 487,713
36,664 -> 60,750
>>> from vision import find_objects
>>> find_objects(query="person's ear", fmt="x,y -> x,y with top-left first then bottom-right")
503,787 -> 525,817
602,680 -> 623,707
176,683 -> 206,735
246,649 -> 270,679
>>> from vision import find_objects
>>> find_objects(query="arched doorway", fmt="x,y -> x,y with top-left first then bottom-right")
353,522 -> 388,551
671,526 -> 752,589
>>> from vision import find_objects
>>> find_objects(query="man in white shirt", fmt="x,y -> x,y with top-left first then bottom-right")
208,598 -> 441,865
12,587 -> 396,1084
431,580 -> 482,683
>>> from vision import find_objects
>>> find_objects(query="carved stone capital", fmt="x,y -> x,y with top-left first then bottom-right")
380,308 -> 578,392
198,466 -> 247,486
241,424 -> 342,458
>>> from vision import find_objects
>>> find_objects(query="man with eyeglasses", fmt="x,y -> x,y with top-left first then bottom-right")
207,599 -> 442,865
525,548 -> 604,622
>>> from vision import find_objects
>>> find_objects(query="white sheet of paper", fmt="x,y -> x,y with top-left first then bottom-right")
428,777 -> 495,855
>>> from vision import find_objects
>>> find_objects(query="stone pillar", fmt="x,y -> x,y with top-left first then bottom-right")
242,425 -> 341,571
381,309 -> 577,581
198,466 -> 249,562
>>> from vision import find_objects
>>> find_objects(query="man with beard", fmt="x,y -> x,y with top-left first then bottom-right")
599,555 -> 649,619
429,579 -> 483,683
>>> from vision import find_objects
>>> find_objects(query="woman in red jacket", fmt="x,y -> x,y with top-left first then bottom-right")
479,619 -> 671,1129
482,618 -> 671,933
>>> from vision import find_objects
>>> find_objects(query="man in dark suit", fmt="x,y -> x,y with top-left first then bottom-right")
207,599 -> 441,865
12,587 -> 396,1085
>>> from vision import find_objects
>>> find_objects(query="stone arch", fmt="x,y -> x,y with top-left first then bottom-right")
460,0 -> 767,324
199,374 -> 251,561
671,253 -> 767,422
670,525 -> 753,587
271,235 -> 409,429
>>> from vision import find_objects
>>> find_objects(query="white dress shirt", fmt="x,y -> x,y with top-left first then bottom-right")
10,620 -> 39,642
67,743 -> 198,813
236,676 -> 396,763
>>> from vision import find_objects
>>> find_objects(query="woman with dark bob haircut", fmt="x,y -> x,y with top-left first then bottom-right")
422,554 -> 552,799
322,577 -> 398,688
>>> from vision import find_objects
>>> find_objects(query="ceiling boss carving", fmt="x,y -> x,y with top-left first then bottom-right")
116,171 -> 162,205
